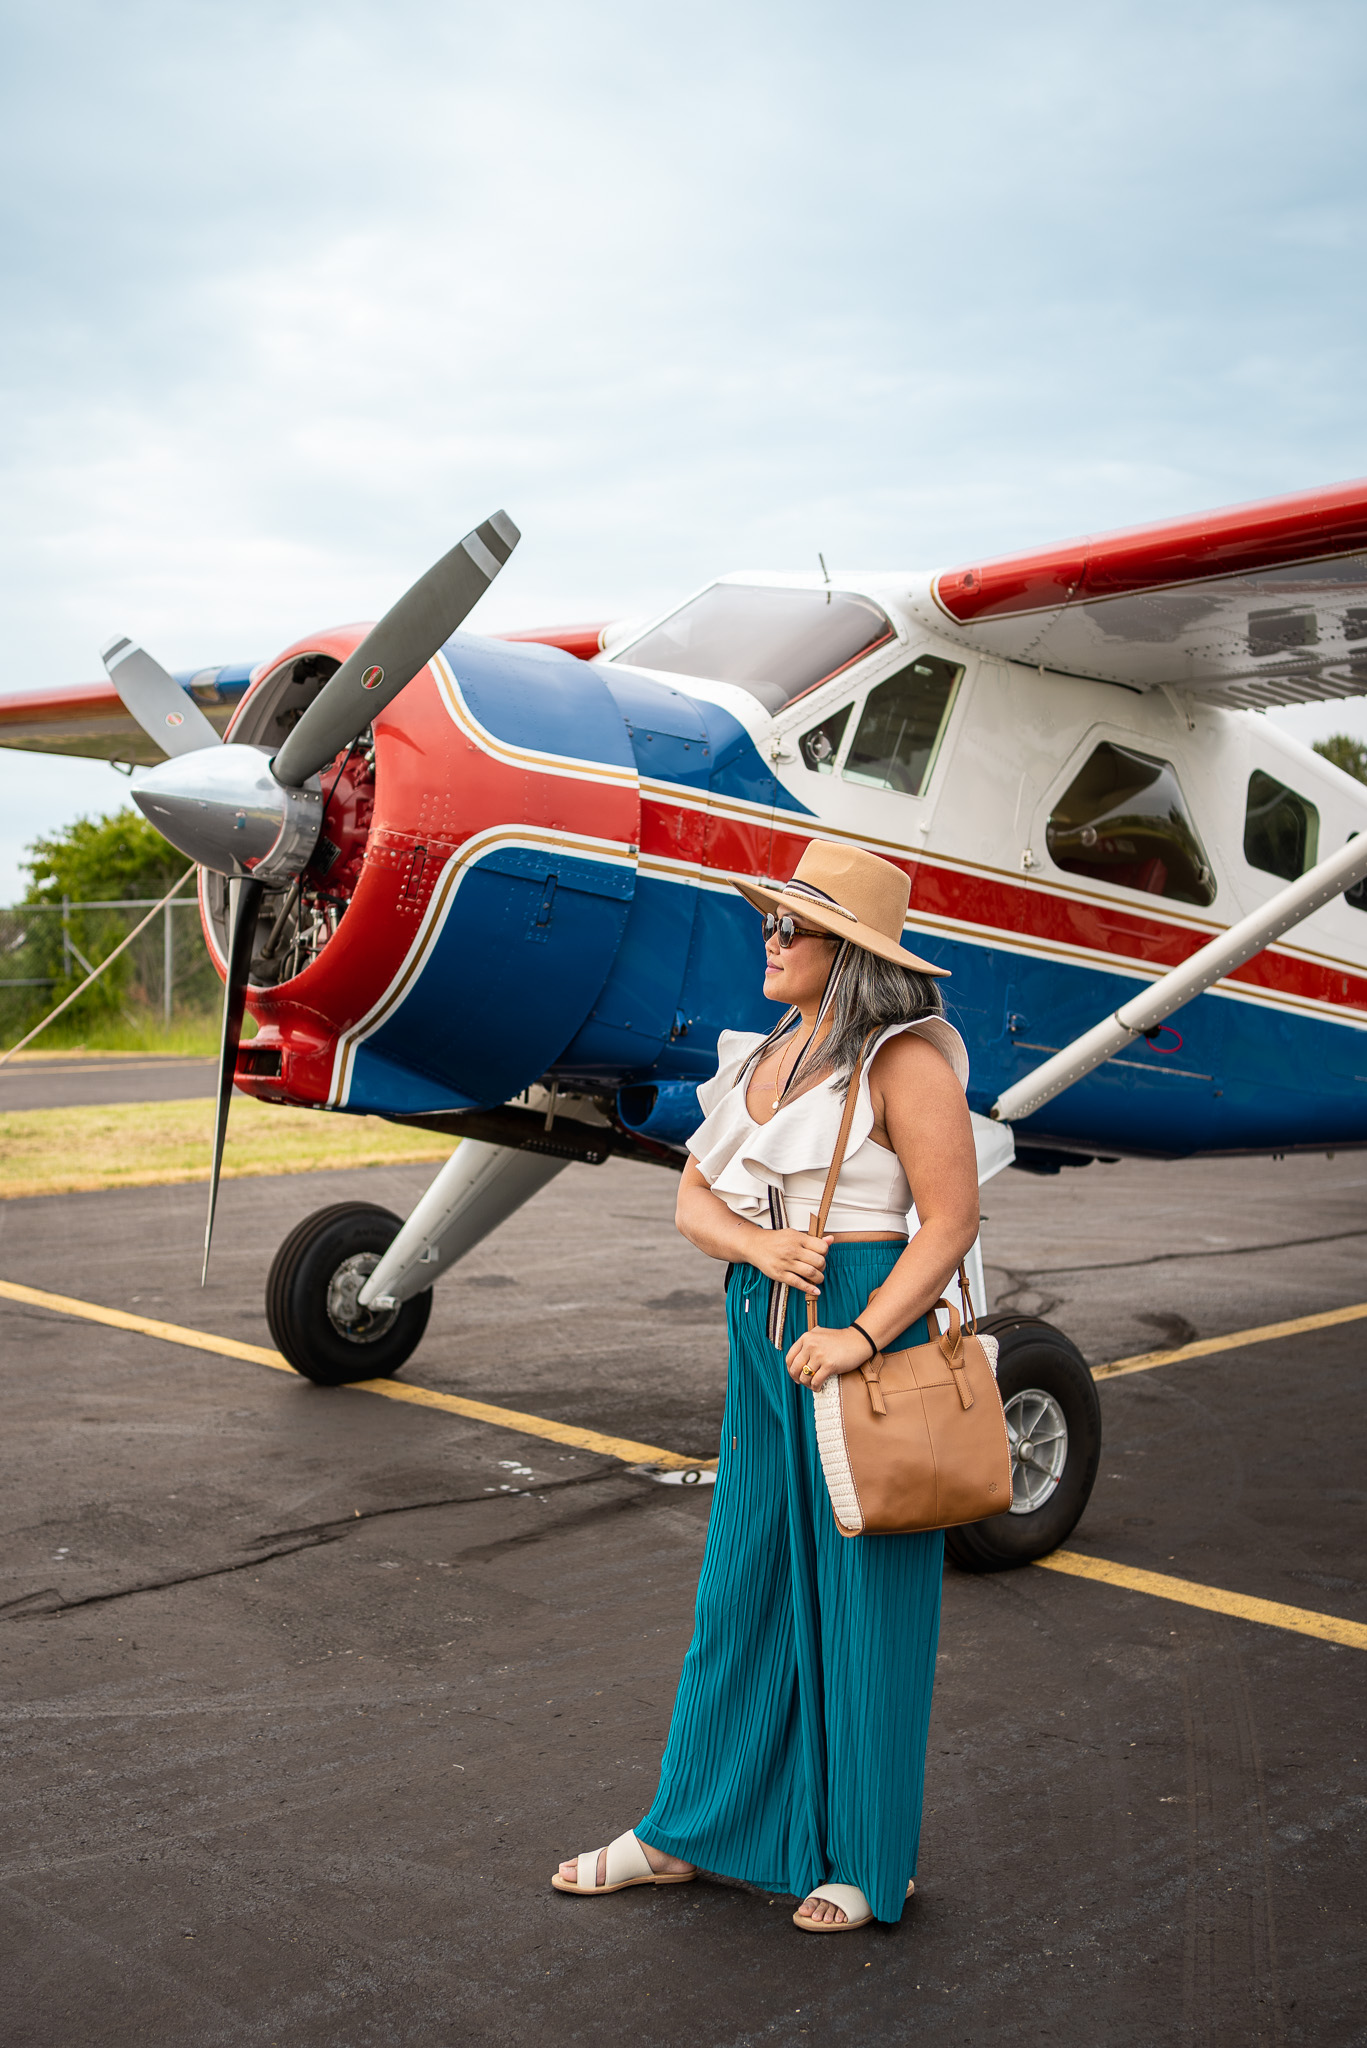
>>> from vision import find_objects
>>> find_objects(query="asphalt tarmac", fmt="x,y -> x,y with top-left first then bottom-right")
0,1053 -> 217,1111
2,1145 -> 1364,2046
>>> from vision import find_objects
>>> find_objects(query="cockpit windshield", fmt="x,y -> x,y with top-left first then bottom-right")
610,583 -> 895,713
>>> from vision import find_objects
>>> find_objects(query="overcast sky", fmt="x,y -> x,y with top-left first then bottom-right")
2,0 -> 1366,897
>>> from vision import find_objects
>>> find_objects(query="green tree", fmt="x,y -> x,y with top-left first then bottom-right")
21,807 -> 182,906
1313,734 -> 1367,785
4,809 -> 189,1033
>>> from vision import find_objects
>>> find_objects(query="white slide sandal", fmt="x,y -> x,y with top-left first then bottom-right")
793,1877 -> 914,1931
551,1828 -> 696,1896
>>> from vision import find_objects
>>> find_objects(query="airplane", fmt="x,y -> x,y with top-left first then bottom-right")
4,477 -> 1367,1572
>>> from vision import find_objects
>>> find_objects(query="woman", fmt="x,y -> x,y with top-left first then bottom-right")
553,840 -> 979,1931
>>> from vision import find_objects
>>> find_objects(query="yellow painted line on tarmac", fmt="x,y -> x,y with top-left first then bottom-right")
7,1281 -> 1367,1649
340,1377 -> 708,1469
1037,1549 -> 1367,1652
0,1279 -> 293,1370
0,1279 -> 706,1472
1096,1299 -> 1367,1379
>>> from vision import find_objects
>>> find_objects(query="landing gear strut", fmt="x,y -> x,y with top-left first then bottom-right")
945,1316 -> 1102,1571
266,1203 -> 433,1386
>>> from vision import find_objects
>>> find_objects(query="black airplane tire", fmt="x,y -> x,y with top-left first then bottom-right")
943,1317 -> 1102,1573
266,1202 -> 432,1386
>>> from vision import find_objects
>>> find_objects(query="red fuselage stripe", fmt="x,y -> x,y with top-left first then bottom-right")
638,796 -> 1367,1019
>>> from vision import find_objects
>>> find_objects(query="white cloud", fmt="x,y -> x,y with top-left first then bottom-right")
1,0 -> 1366,892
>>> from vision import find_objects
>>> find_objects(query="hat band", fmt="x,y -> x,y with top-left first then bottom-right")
780,878 -> 858,922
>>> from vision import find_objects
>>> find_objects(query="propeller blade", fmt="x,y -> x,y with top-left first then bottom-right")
271,510 -> 520,788
202,874 -> 264,1285
102,636 -> 223,757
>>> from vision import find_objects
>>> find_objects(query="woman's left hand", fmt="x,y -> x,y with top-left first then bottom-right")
786,1325 -> 875,1391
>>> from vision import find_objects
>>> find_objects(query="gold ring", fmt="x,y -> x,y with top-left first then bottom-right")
800,1364 -> 813,1378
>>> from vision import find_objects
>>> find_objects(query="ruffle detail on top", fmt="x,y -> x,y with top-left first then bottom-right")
688,1016 -> 969,1226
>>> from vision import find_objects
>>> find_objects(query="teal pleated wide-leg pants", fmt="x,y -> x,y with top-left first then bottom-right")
637,1245 -> 943,1924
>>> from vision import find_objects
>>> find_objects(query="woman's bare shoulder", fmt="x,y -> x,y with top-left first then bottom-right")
870,1029 -> 957,1084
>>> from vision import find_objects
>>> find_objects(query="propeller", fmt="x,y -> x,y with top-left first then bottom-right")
272,511 -> 519,787
101,638 -> 223,756
101,510 -> 521,1280
203,876 -> 265,1284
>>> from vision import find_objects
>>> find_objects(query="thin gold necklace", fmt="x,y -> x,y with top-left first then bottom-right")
771,1025 -> 814,1112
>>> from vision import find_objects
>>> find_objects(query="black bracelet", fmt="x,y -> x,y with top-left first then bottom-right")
850,1319 -> 879,1362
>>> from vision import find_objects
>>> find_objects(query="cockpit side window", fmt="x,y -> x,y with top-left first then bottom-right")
841,655 -> 962,797
1243,770 -> 1319,882
1047,741 -> 1216,906
798,703 -> 853,774
610,584 -> 894,713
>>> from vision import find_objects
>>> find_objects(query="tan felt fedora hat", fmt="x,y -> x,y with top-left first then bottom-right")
734,839 -> 948,977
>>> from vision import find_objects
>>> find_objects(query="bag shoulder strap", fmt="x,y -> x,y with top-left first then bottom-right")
811,1029 -> 880,1239
804,1022 -> 978,1346
806,1031 -> 880,1335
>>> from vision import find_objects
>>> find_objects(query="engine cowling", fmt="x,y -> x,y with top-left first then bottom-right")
217,630 -> 641,1114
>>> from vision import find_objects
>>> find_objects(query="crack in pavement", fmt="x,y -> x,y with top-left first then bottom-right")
984,1264 -> 1064,1321
0,1535 -> 349,1621
450,1487 -> 653,1566
990,1223 -> 1367,1282
252,1465 -> 616,1546
1,1468 -> 634,1622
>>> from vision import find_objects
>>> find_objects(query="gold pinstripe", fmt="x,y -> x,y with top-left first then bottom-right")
328,824 -> 637,1107
430,651 -> 636,787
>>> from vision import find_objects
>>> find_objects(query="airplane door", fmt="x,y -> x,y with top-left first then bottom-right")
781,649 -> 966,854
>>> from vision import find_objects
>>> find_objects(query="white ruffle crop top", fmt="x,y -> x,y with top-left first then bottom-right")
688,1016 -> 969,1234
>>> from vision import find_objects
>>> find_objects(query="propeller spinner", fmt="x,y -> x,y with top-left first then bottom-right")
103,511 -> 521,1280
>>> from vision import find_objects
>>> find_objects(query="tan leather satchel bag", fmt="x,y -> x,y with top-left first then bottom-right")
803,1038 -> 1013,1537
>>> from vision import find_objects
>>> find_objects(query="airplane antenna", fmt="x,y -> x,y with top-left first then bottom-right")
818,552 -> 831,602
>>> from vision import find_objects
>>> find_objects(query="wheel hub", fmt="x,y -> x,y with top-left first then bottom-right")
1004,1388 -> 1068,1513
326,1253 -> 401,1344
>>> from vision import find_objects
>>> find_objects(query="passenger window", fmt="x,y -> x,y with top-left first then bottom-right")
1047,741 -> 1215,906
1243,770 -> 1319,881
842,655 -> 962,796
798,703 -> 852,774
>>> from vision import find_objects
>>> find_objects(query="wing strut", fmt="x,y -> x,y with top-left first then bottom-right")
991,835 -> 1367,1124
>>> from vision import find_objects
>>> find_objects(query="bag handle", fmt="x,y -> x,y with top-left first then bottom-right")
929,1290 -> 977,1410
958,1261 -> 977,1336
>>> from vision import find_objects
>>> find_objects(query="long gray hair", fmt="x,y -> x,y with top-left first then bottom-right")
747,937 -> 944,1101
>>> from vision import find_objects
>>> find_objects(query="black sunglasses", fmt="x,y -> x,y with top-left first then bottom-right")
762,911 -> 830,948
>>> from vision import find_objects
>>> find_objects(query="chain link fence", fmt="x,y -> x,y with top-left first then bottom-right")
0,896 -> 218,1039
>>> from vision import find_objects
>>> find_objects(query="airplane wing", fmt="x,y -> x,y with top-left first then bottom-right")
0,665 -> 256,764
497,621 -> 613,659
913,477 -> 1367,710
8,475 -> 1367,762
0,629 -> 615,765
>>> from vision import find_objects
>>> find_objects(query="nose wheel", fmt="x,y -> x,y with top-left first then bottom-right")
266,1202 -> 433,1385
944,1316 -> 1102,1571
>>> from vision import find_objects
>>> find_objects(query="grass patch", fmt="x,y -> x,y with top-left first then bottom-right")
0,1097 -> 451,1198
2,1011 -> 247,1059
